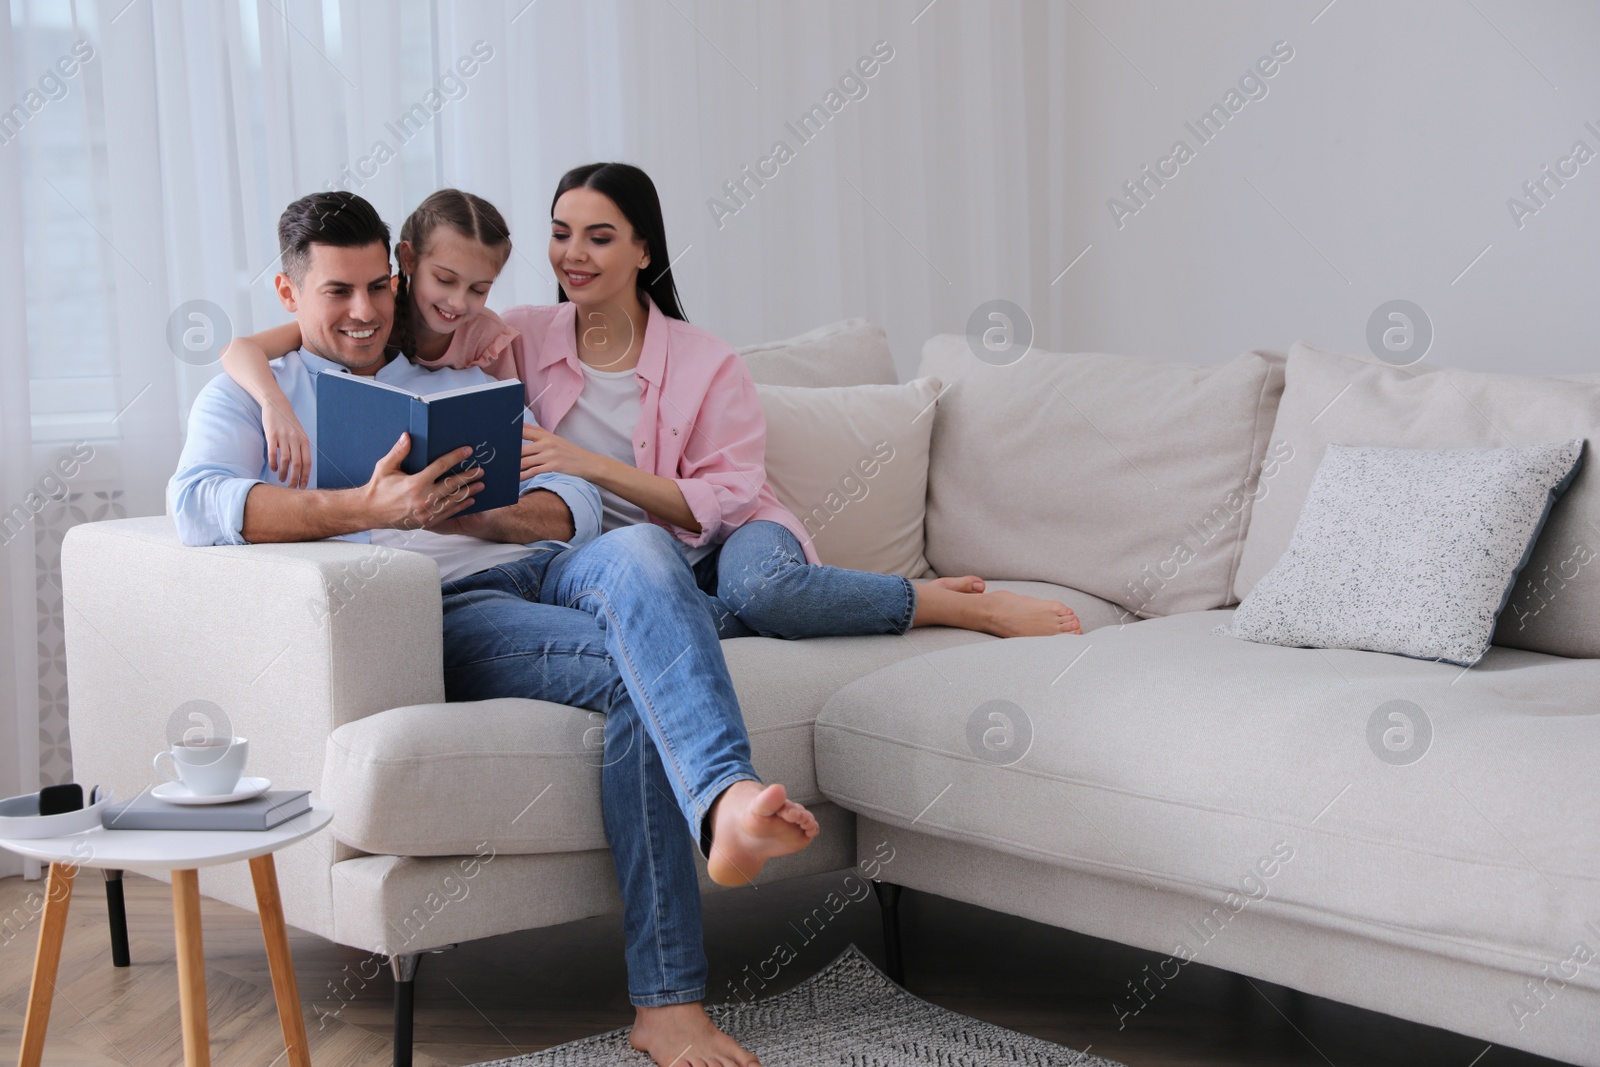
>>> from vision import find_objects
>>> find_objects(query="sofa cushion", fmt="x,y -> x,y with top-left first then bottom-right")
814,610 -> 1600,973
324,625 -> 990,856
917,336 -> 1286,617
759,378 -> 941,577
1223,440 -> 1585,666
1235,341 -> 1600,658
323,580 -> 1125,857
738,318 -> 898,388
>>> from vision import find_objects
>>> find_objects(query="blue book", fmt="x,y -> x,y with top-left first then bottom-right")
315,372 -> 524,516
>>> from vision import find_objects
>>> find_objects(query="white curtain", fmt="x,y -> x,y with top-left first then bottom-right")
154,0 -> 1062,358
2,5 -> 34,877
3,0 -> 1072,859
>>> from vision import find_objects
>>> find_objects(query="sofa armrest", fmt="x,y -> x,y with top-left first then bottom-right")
62,516 -> 445,807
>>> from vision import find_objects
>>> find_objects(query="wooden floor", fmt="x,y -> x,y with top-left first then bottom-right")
0,867 -> 1575,1067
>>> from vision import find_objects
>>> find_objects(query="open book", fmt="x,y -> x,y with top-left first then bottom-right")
315,373 -> 525,515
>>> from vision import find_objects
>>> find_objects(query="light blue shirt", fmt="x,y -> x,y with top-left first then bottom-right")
167,349 -> 602,571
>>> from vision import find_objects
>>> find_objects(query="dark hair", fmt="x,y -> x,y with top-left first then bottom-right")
277,191 -> 390,285
552,163 -> 686,321
392,188 -> 512,356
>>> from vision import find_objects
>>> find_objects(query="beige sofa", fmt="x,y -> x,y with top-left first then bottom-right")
64,322 -> 1600,1066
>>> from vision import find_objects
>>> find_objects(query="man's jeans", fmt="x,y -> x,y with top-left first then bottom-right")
694,520 -> 917,640
439,523 -> 759,1005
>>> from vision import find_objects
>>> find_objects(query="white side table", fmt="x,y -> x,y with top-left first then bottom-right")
0,803 -> 333,1067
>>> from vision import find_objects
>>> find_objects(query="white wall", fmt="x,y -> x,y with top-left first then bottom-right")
1023,0 -> 1600,379
634,0 -> 1600,380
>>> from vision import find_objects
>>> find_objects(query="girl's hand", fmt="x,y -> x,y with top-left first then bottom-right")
522,425 -> 606,482
263,401 -> 312,489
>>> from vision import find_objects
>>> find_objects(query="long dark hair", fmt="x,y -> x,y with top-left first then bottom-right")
552,163 -> 687,321
392,188 -> 512,356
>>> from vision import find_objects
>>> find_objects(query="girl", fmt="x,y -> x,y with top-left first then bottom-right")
220,188 -> 518,489
220,175 -> 1080,639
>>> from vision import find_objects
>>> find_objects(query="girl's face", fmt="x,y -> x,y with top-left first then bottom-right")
399,225 -> 505,335
549,187 -> 651,310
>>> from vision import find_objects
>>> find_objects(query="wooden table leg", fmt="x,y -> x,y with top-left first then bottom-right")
249,853 -> 311,1067
171,869 -> 211,1067
18,860 -> 76,1067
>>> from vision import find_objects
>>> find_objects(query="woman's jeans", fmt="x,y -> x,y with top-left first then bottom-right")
439,524 -> 759,1006
692,520 -> 917,640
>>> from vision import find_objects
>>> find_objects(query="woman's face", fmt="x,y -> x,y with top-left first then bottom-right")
401,226 -> 504,336
549,187 -> 650,310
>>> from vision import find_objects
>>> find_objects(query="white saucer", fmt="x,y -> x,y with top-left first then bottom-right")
151,777 -> 272,806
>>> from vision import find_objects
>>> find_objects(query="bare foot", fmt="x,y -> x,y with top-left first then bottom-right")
630,1002 -> 758,1067
705,780 -> 818,887
912,579 -> 1082,637
975,589 -> 1081,638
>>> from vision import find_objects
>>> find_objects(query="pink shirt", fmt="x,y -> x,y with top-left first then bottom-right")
415,299 -> 819,564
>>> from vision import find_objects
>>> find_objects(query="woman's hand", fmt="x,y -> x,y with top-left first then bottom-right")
521,425 -> 608,482
522,424 -> 700,530
263,400 -> 312,489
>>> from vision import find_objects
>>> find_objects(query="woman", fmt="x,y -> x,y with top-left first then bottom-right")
460,163 -> 1079,641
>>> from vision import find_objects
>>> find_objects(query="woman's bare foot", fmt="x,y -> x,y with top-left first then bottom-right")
630,1002 -> 758,1067
975,589 -> 1082,637
705,780 -> 818,887
913,577 -> 1082,637
929,574 -> 986,594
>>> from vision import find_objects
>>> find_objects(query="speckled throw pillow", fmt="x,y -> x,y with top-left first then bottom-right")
1219,440 -> 1585,666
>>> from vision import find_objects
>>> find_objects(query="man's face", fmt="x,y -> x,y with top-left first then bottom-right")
274,241 -> 394,373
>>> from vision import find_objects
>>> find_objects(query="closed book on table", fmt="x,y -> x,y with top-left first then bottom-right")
101,790 -> 312,831
315,371 -> 524,515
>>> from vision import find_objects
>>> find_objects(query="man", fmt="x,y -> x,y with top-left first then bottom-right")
168,191 -> 813,1067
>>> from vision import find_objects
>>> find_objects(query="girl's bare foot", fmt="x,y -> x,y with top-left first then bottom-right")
913,578 -> 1082,637
705,780 -> 818,887
631,1002 -> 758,1067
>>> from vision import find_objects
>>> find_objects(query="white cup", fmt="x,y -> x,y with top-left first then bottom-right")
154,737 -> 248,796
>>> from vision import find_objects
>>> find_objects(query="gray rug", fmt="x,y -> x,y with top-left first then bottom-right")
474,943 -> 1124,1067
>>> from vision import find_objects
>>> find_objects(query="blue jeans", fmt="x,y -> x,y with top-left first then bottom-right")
692,520 -> 917,640
439,524 -> 759,1006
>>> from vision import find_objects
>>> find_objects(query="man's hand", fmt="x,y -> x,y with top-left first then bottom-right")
427,487 -> 575,544
362,433 -> 483,530
424,509 -> 498,539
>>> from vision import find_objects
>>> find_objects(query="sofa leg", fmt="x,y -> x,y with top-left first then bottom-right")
389,953 -> 420,1067
103,869 -> 130,968
871,880 -> 905,985
388,945 -> 454,1067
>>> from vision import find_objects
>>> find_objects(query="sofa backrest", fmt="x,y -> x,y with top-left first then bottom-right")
1236,341 -> 1600,658
738,318 -> 899,387
917,335 -> 1286,616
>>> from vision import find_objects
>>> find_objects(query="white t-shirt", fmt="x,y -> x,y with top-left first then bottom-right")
369,527 -> 537,584
555,362 -> 715,567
